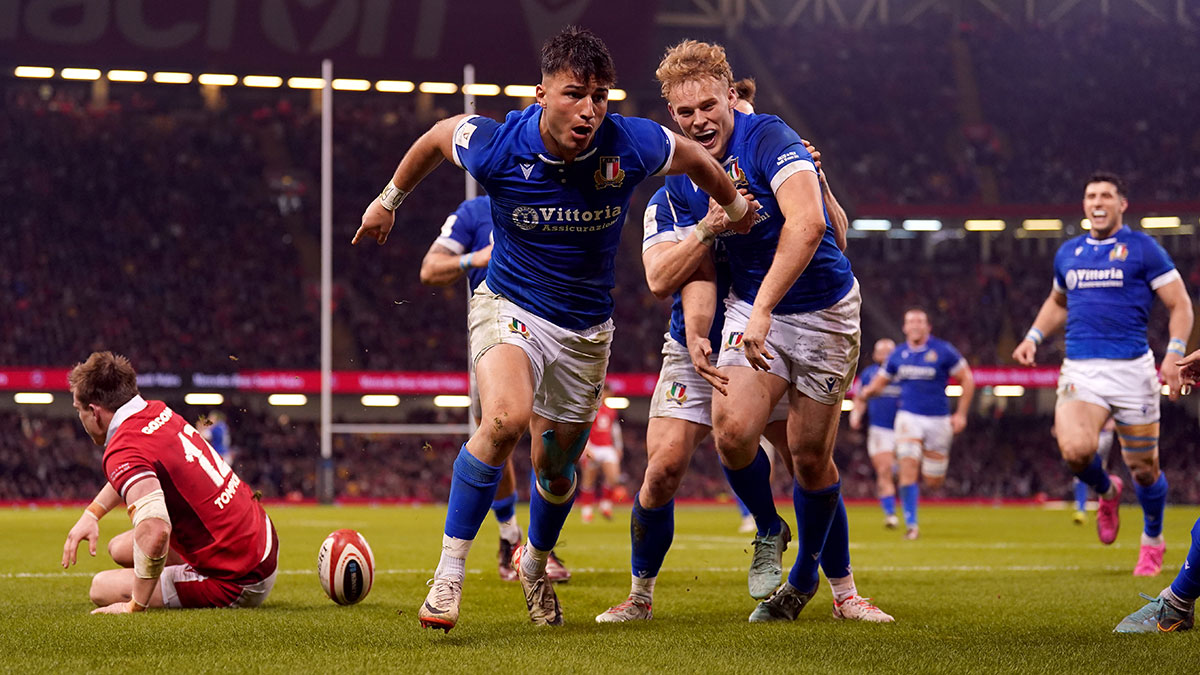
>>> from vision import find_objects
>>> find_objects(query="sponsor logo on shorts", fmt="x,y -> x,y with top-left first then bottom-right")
667,382 -> 687,403
1109,243 -> 1128,261
508,318 -> 530,339
593,383 -> 604,400
725,332 -> 744,351
594,156 -> 625,189
824,376 -> 838,393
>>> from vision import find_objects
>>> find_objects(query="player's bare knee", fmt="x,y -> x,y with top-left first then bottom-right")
107,531 -> 132,567
1129,464 -> 1159,487
923,475 -> 946,489
642,465 -> 683,505
1058,437 -> 1097,468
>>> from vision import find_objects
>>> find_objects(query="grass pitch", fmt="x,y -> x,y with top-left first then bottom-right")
3,503 -> 1198,673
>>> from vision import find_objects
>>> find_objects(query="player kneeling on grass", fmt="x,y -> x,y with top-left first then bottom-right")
62,351 -> 278,613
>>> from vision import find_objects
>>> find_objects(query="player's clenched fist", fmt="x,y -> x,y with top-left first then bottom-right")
352,199 -> 395,246
1012,339 -> 1037,367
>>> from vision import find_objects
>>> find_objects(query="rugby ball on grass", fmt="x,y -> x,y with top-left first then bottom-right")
318,529 -> 375,605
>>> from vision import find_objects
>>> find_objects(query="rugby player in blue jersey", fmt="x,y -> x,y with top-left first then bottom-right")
849,338 -> 902,529
419,196 -> 569,585
1115,350 -> 1200,632
858,310 -> 976,540
596,64 -> 889,623
353,27 -> 756,631
650,41 -> 891,624
1013,172 -> 1193,578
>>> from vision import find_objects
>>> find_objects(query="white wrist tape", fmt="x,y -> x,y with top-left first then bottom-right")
721,193 -> 748,222
694,221 -> 716,246
133,538 -> 167,580
130,489 -> 171,528
378,181 -> 409,211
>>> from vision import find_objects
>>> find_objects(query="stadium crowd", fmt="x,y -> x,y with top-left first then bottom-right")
5,405 -> 1200,505
5,20 -> 1200,504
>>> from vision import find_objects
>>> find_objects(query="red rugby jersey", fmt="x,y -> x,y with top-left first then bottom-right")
589,404 -> 619,447
102,398 -> 274,581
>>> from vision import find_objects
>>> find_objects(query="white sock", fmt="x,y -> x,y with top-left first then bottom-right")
828,575 -> 857,603
521,543 -> 551,580
600,499 -> 613,511
1164,586 -> 1195,610
631,575 -> 656,600
498,517 -> 521,544
1141,532 -> 1165,547
435,534 -> 471,583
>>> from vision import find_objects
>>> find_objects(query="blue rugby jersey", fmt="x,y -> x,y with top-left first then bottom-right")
857,362 -> 901,429
433,195 -> 493,293
883,336 -> 966,417
450,106 -> 675,329
663,110 -> 853,314
640,186 -> 731,348
1052,226 -> 1180,360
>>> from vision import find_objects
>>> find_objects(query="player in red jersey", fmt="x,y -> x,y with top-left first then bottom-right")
579,384 -> 623,522
61,352 -> 278,613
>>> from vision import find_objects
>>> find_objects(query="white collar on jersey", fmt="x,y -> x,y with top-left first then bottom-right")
1085,236 -> 1118,245
105,395 -> 148,447
537,147 -> 598,165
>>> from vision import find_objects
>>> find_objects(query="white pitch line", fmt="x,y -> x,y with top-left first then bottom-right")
0,564 -> 1123,580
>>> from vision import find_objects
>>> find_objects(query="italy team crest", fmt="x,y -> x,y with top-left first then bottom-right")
508,318 -> 530,339
924,350 -> 938,363
725,332 -> 744,351
725,157 -> 748,187
1110,243 -> 1129,262
594,156 -> 625,189
666,382 -> 687,403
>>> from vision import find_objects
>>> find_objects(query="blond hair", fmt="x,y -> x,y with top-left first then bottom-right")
655,40 -> 734,99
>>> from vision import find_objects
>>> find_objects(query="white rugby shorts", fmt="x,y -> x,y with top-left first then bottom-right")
867,425 -> 896,458
1056,351 -> 1160,426
717,281 -> 861,405
468,281 -> 612,424
894,409 -> 953,460
650,336 -> 787,427
586,444 -> 620,465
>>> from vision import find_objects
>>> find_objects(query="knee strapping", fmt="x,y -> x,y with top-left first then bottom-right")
535,428 -> 590,499
895,439 -> 922,461
922,455 -> 949,478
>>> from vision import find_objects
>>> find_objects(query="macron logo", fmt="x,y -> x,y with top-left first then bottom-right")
519,163 -> 534,180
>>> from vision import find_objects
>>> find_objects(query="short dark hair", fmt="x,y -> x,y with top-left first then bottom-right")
540,26 -> 616,86
69,351 -> 139,410
1086,171 -> 1127,197
733,78 -> 757,106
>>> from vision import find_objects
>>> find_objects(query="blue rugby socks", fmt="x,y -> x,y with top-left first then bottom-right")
438,445 -> 505,581
787,481 -> 840,592
722,448 -> 781,536
1135,473 -> 1168,539
630,494 -> 675,599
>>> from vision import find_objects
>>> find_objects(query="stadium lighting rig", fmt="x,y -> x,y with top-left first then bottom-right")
11,66 -> 626,99
13,392 -> 53,404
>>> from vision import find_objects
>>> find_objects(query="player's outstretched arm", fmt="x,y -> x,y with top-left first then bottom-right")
352,114 -> 474,246
950,364 -> 975,434
680,256 -> 727,394
664,135 -> 758,232
802,139 -> 848,252
92,479 -> 172,614
741,170 -> 826,370
62,483 -> 121,568
1013,290 -> 1067,366
419,242 -> 491,286
1155,278 -> 1194,401
643,200 -> 729,299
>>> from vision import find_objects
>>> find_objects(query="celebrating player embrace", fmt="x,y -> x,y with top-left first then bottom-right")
354,26 -> 756,631
1013,171 -> 1193,577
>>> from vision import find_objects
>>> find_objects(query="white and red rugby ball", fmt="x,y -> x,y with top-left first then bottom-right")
318,529 -> 375,605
